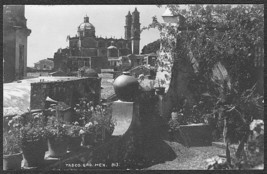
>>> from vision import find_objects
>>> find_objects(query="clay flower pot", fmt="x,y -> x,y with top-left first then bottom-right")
68,136 -> 82,152
81,134 -> 95,147
47,137 -> 69,158
21,140 -> 46,168
3,152 -> 22,170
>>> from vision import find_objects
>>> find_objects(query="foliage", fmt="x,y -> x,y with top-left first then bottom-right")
168,118 -> 180,131
156,78 -> 166,88
143,4 -> 263,127
142,4 -> 264,170
79,122 -> 95,135
45,116 -> 69,141
143,4 -> 263,95
242,119 -> 264,168
66,122 -> 82,138
218,84 -> 263,142
75,98 -> 115,143
139,79 -> 156,92
88,104 -> 115,142
204,83 -> 264,170
141,39 -> 160,54
206,119 -> 264,170
74,98 -> 94,126
5,111 -> 48,150
3,130 -> 21,155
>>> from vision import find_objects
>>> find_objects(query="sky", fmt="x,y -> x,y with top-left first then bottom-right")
25,5 -> 166,67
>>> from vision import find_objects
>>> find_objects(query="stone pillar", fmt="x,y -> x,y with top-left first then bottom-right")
112,101 -> 139,136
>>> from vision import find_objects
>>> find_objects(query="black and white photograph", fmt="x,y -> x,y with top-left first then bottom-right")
3,3 -> 264,171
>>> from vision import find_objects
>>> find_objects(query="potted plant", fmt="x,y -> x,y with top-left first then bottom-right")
78,103 -> 115,147
79,122 -> 96,147
138,77 -> 156,96
3,129 -> 22,170
8,112 -> 48,168
90,104 -> 115,144
74,98 -> 94,126
45,115 -> 69,158
52,101 -> 73,123
66,122 -> 82,152
155,78 -> 166,95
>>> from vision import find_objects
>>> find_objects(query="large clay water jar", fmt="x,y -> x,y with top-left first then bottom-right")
113,72 -> 139,101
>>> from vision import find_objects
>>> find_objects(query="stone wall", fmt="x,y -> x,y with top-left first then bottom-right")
30,77 -> 101,110
3,5 -> 31,82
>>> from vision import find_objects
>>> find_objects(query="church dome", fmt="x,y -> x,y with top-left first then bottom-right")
78,15 -> 95,37
79,22 -> 95,30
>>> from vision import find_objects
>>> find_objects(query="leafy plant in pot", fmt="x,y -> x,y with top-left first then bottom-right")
74,98 -> 94,126
3,127 -> 22,170
7,112 -> 48,168
66,122 -> 82,152
79,122 -> 95,147
79,103 -> 115,147
90,104 -> 115,144
138,76 -> 156,95
45,116 -> 69,158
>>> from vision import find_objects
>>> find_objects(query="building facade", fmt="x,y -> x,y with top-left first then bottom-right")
53,8 -> 141,73
3,5 -> 31,83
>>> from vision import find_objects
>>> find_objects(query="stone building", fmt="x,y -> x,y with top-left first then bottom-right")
3,5 -> 31,83
34,59 -> 54,71
53,8 -> 141,73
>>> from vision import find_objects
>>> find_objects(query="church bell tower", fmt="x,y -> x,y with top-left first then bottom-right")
131,8 -> 140,55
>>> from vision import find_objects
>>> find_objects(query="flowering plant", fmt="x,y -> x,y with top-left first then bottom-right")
75,99 -> 115,144
235,119 -> 264,169
66,121 -> 82,138
3,130 -> 21,155
4,111 -> 48,152
79,122 -> 94,135
74,98 -> 94,126
45,116 -> 68,141
206,119 -> 264,170
90,104 -> 115,136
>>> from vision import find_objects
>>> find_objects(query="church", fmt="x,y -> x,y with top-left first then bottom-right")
53,8 -> 141,73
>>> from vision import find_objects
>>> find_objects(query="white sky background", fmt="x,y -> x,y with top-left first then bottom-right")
25,5 -> 166,67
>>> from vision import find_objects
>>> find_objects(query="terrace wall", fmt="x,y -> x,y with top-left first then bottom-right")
30,77 -> 101,110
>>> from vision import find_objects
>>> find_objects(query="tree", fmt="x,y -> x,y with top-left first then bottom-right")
143,4 -> 263,117
143,4 -> 264,169
141,39 -> 160,54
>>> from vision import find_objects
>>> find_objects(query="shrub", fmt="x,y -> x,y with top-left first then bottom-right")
75,98 -> 115,144
3,131 -> 21,155
45,116 -> 69,141
6,111 -> 48,149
